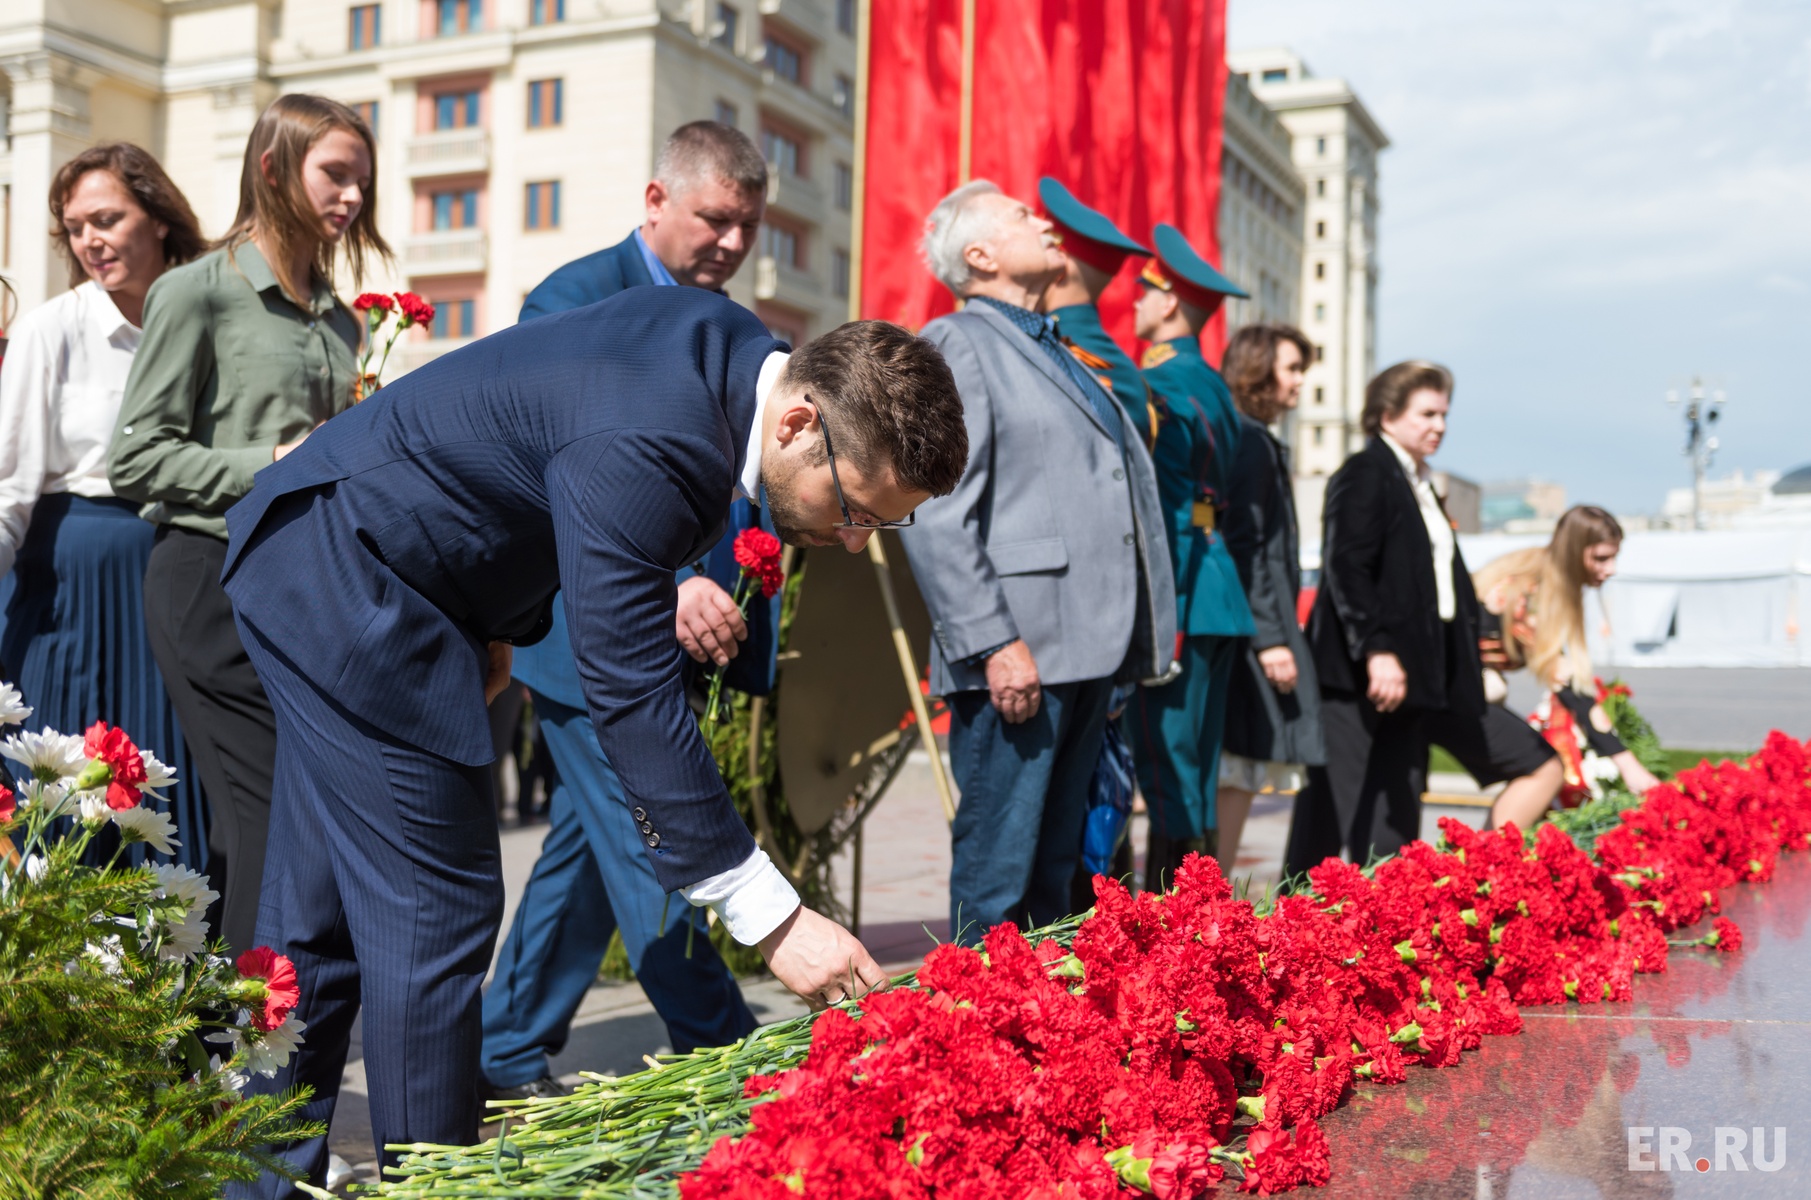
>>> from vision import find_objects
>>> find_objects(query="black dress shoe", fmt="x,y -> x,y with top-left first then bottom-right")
482,1074 -> 571,1103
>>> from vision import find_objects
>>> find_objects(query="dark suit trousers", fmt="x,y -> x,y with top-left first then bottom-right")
1283,691 -> 1428,878
142,526 -> 276,955
226,617 -> 503,1197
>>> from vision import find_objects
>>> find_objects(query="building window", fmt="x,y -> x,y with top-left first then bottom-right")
1261,67 -> 1288,83
1315,178 -> 1326,198
833,161 -> 853,211
833,73 -> 855,119
1312,426 -> 1324,446
832,247 -> 850,298
713,3 -> 739,51
436,0 -> 482,36
1314,386 -> 1324,405
762,223 -> 803,270
1314,260 -> 1325,280
714,99 -> 739,128
1313,303 -> 1326,322
1316,136 -> 1327,156
764,31 -> 806,86
527,79 -> 563,128
1314,343 -> 1325,362
526,180 -> 562,230
353,100 -> 381,137
1314,220 -> 1326,239
432,298 -> 476,340
529,0 -> 564,25
349,4 -> 381,50
431,188 -> 479,230
836,0 -> 856,36
434,90 -> 481,130
761,124 -> 805,178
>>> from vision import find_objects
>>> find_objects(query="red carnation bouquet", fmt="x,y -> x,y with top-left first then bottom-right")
352,290 -> 438,400
702,528 -> 784,727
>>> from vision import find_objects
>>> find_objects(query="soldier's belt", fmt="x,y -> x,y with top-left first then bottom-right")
1191,502 -> 1217,532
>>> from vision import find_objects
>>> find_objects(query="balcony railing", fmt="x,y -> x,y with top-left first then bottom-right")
405,230 -> 488,276
406,130 -> 490,177
754,256 -> 820,307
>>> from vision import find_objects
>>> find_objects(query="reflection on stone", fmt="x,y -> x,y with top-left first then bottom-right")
1312,853 -> 1811,1198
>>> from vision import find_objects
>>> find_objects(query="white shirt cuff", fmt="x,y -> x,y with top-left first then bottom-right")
680,847 -> 800,945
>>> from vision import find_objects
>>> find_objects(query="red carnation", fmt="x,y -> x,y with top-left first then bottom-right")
732,528 -> 785,598
395,292 -> 437,328
353,292 -> 394,313
0,783 -> 14,822
236,946 -> 301,1031
1708,917 -> 1743,953
80,721 -> 148,810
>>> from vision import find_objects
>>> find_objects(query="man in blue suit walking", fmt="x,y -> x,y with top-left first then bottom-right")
480,122 -> 771,1102
219,289 -> 968,1194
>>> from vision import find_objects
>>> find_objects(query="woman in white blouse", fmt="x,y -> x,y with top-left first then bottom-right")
0,142 -> 208,868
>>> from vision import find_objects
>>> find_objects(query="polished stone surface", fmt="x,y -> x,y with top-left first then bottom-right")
1314,851 -> 1811,1197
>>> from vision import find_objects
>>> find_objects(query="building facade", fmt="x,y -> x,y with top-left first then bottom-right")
1229,47 -> 1388,539
0,0 -> 860,362
1217,68 -> 1303,335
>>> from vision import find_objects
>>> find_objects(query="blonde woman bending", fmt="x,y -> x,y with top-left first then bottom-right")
1474,505 -> 1661,829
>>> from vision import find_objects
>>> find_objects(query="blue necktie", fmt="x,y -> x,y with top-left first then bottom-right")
974,297 -> 1125,454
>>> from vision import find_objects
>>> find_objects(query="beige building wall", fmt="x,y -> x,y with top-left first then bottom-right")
2,0 -> 858,370
1230,46 -> 1388,544
1218,68 -> 1303,335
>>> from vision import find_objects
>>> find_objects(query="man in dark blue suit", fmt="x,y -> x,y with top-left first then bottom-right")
219,288 -> 968,1194
480,121 -> 773,1102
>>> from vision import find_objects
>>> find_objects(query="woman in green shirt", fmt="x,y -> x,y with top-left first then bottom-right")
110,94 -> 390,955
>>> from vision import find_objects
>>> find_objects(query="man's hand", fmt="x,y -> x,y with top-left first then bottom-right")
985,639 -> 1041,724
484,642 -> 513,705
1366,651 -> 1407,713
1257,645 -> 1298,694
676,575 -> 748,665
758,905 -> 889,1010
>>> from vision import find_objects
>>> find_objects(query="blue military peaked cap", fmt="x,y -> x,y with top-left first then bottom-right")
1038,177 -> 1150,271
1144,223 -> 1250,308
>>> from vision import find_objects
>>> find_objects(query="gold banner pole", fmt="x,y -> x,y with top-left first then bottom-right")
850,0 -> 872,321
958,0 -> 976,183
867,536 -> 957,824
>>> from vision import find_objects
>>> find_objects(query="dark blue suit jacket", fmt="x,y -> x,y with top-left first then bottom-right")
221,288 -> 783,889
512,232 -> 779,707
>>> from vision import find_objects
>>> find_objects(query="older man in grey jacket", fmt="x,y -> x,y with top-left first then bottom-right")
901,181 -> 1176,943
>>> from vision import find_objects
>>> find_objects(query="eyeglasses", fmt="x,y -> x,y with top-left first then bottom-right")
813,399 -> 915,530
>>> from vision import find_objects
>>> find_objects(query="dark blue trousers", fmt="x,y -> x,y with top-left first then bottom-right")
480,691 -> 755,1087
946,677 -> 1115,944
228,618 -> 504,1197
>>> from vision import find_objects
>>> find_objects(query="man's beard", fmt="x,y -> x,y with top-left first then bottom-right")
758,457 -> 819,547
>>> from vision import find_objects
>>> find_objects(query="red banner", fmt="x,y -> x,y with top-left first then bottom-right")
859,0 -> 1229,356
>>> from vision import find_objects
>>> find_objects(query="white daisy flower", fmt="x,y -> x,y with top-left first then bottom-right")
24,854 -> 47,884
207,1052 -> 251,1096
114,805 -> 181,857
84,934 -> 127,976
1,727 -> 86,783
21,780 -> 75,820
208,1013 -> 307,1078
0,683 -> 30,727
79,792 -> 114,823
138,749 -> 179,795
147,863 -> 216,961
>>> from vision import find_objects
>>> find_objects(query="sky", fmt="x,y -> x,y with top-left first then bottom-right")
1228,0 -> 1811,514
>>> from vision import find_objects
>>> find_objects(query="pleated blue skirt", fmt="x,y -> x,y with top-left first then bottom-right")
0,493 -> 208,870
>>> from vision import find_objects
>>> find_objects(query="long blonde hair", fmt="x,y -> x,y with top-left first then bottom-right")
218,94 -> 391,302
1474,505 -> 1623,691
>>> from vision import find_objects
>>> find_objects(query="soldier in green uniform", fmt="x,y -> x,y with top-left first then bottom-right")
1036,177 -> 1150,421
1130,224 -> 1257,888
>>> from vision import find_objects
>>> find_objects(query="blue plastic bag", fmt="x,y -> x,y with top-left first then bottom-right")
1082,720 -> 1137,878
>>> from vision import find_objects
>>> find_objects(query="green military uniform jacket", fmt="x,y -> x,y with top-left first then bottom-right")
1050,303 -> 1149,437
1139,337 -> 1256,639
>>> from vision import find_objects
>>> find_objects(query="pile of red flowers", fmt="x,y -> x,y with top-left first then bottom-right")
681,733 -> 1811,1198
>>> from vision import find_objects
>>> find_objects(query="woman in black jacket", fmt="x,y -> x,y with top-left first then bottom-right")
1219,324 -> 1324,881
1284,361 -> 1557,875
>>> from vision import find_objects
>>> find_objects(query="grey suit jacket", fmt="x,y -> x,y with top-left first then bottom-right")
899,301 -> 1177,695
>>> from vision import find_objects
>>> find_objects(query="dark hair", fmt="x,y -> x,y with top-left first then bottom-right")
219,94 -> 391,301
1223,323 -> 1313,420
655,120 -> 768,195
1361,360 -> 1455,436
782,321 -> 968,497
49,143 -> 206,290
